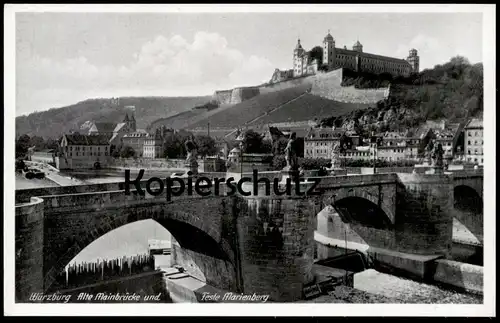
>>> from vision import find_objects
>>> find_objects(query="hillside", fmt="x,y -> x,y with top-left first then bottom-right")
252,93 -> 371,126
320,56 -> 484,134
148,103 -> 236,132
15,96 -> 210,139
188,83 -> 312,130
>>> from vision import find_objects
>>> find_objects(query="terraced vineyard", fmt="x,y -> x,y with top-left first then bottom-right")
252,93 -> 372,126
149,103 -> 236,131
149,110 -> 205,130
188,83 -> 312,129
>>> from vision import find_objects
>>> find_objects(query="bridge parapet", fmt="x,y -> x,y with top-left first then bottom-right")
314,173 -> 398,190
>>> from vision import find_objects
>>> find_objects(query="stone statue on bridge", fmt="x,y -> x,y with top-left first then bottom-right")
184,136 -> 199,175
330,143 -> 341,169
284,132 -> 299,172
424,140 -> 434,165
431,142 -> 445,168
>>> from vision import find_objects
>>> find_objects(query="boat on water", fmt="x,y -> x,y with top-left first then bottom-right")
22,167 -> 46,180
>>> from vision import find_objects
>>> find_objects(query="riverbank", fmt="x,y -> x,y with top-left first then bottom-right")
24,161 -> 87,186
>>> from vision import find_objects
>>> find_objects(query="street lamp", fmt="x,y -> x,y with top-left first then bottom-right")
370,132 -> 378,174
239,142 -> 244,176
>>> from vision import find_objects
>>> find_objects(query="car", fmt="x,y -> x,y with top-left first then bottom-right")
23,167 -> 45,180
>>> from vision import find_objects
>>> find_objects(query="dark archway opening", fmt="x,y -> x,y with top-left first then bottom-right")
46,218 -> 232,298
332,197 -> 392,230
452,185 -> 484,265
315,197 -> 393,272
454,185 -> 483,215
158,218 -> 229,261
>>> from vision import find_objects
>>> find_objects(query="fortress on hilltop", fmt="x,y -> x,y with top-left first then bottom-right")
271,30 -> 420,83
211,30 -> 420,105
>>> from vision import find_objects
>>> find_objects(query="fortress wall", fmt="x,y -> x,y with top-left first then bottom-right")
259,75 -> 315,94
230,87 -> 261,104
311,69 -> 390,104
213,90 -> 233,105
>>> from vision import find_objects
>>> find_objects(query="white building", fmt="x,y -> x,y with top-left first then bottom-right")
56,133 -> 111,169
464,118 -> 483,164
304,127 -> 347,159
143,135 -> 164,159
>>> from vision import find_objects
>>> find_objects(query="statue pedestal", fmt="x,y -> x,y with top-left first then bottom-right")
184,162 -> 199,176
327,167 -> 345,176
280,169 -> 300,184
424,166 -> 444,175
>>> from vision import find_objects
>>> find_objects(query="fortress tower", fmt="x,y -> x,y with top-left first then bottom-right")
407,48 -> 420,73
293,39 -> 308,77
322,31 -> 335,69
353,40 -> 363,52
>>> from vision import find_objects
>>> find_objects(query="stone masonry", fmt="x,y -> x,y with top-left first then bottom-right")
14,170 -> 482,302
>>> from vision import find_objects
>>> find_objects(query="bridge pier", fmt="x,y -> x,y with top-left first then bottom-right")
235,181 -> 319,302
15,197 -> 45,302
395,173 -> 454,257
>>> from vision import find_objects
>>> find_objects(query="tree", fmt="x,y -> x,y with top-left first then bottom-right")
163,130 -> 192,158
120,146 -> 136,158
29,136 -> 45,150
45,138 -> 59,151
195,135 -> 218,157
16,134 -> 31,159
242,130 -> 267,154
309,46 -> 323,65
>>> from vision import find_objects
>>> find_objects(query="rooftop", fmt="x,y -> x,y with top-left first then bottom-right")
92,122 -> 117,133
63,133 -> 110,146
306,127 -> 348,139
335,47 -> 411,64
465,118 -> 483,129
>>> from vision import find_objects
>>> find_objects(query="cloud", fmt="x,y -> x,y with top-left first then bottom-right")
395,33 -> 456,70
16,31 -> 274,115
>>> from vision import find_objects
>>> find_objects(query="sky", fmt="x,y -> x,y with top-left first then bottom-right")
15,11 -> 484,116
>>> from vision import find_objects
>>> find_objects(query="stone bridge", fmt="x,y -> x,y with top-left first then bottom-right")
15,169 -> 483,302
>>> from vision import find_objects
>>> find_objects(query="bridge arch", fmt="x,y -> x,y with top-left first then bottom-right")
316,193 -> 395,251
42,195 -> 238,293
329,196 -> 393,230
321,186 -> 395,225
453,184 -> 483,240
454,185 -> 483,214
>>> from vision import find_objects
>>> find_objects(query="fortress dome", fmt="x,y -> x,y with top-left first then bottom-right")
324,33 -> 334,42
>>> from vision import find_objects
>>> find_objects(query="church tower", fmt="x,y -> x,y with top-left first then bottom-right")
322,30 -> 335,70
129,113 -> 137,132
123,113 -> 136,132
407,48 -> 420,73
